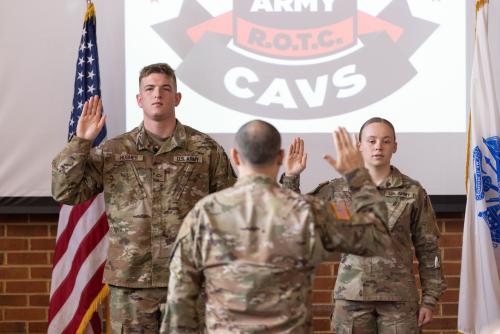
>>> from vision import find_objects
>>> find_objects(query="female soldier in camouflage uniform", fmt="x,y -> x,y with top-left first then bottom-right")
282,117 -> 446,333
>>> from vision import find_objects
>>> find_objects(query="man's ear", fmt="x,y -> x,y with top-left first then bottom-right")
393,141 -> 398,154
276,149 -> 284,166
175,92 -> 182,106
136,93 -> 143,108
230,148 -> 241,167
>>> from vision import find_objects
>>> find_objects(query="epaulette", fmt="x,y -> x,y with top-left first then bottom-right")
309,180 -> 331,195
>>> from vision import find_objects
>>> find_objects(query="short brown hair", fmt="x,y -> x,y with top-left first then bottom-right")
138,63 -> 177,88
235,120 -> 281,167
358,117 -> 396,141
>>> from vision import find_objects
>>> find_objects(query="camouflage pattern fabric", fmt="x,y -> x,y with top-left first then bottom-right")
161,168 -> 394,334
282,166 -> 446,321
333,299 -> 421,334
52,120 -> 236,288
109,285 -> 167,334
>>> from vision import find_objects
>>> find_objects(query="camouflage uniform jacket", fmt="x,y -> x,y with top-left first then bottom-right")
52,120 -> 236,288
162,168 -> 394,334
282,166 -> 446,310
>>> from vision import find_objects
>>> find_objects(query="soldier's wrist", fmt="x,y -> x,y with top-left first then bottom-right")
70,136 -> 93,150
421,295 -> 438,311
344,168 -> 371,191
280,173 -> 298,183
279,173 -> 300,191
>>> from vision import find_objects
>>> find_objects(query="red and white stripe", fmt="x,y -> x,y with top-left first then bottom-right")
48,193 -> 109,334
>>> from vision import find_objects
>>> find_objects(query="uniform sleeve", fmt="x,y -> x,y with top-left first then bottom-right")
51,136 -> 104,204
280,173 -> 301,193
411,187 -> 447,310
160,208 -> 203,334
209,145 -> 237,193
315,168 -> 393,257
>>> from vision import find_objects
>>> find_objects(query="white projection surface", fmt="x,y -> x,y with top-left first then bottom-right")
0,0 -> 473,197
125,0 -> 468,194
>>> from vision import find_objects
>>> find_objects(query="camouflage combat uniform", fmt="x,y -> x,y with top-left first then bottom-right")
161,168 -> 395,334
52,120 -> 236,333
282,166 -> 446,333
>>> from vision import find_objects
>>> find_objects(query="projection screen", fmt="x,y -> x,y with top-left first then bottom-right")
0,0 -> 473,200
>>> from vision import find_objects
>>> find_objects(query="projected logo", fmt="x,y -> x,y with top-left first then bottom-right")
473,137 -> 500,247
153,0 -> 438,119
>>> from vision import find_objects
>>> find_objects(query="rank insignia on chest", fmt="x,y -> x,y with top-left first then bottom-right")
330,201 -> 351,221
174,155 -> 202,163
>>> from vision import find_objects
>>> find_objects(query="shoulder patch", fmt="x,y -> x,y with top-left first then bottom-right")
330,200 -> 351,221
309,180 -> 331,195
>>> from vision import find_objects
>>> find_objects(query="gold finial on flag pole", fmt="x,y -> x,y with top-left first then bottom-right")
476,0 -> 488,12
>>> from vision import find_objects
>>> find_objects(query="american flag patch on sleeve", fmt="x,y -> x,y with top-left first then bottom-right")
330,201 -> 351,221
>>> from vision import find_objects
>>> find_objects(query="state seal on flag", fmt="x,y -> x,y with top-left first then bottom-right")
473,136 -> 500,246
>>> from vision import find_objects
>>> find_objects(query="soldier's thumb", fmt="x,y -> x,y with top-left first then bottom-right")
323,154 -> 337,168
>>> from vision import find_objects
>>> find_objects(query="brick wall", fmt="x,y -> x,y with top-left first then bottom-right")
0,214 -> 57,334
0,212 -> 463,334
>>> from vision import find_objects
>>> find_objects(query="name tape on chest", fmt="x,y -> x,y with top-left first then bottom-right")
115,154 -> 144,161
174,155 -> 202,163
384,190 -> 416,199
330,201 -> 351,221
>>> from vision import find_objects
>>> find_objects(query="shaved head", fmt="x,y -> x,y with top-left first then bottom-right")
235,120 -> 281,167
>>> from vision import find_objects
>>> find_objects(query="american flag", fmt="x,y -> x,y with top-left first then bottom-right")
48,3 -> 109,334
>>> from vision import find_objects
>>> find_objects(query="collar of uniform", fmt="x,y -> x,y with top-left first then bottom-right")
377,166 -> 404,189
236,174 -> 277,187
135,120 -> 187,153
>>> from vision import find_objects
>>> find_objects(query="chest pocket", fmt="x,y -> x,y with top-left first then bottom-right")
172,163 -> 196,200
103,159 -> 147,206
384,191 -> 415,231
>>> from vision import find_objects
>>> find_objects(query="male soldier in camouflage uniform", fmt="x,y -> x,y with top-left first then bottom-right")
282,117 -> 446,333
52,63 -> 236,333
160,120 -> 396,334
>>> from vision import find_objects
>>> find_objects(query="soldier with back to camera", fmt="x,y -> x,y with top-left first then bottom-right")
161,120 -> 397,333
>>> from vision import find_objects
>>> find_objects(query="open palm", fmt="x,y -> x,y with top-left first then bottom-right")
76,95 -> 106,141
286,137 -> 307,176
323,127 -> 363,175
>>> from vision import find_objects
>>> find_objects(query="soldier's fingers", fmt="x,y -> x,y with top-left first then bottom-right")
287,142 -> 294,157
97,114 -> 107,131
343,128 -> 357,154
88,96 -> 97,116
81,100 -> 89,118
338,127 -> 351,150
297,138 -> 304,157
91,96 -> 100,115
342,129 -> 356,153
350,133 -> 359,153
301,153 -> 308,167
293,137 -> 300,154
323,154 -> 336,168
95,96 -> 103,117
354,133 -> 360,147
333,129 -> 343,156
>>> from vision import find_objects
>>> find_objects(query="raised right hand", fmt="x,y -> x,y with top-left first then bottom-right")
323,127 -> 364,175
285,137 -> 308,176
76,95 -> 106,141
